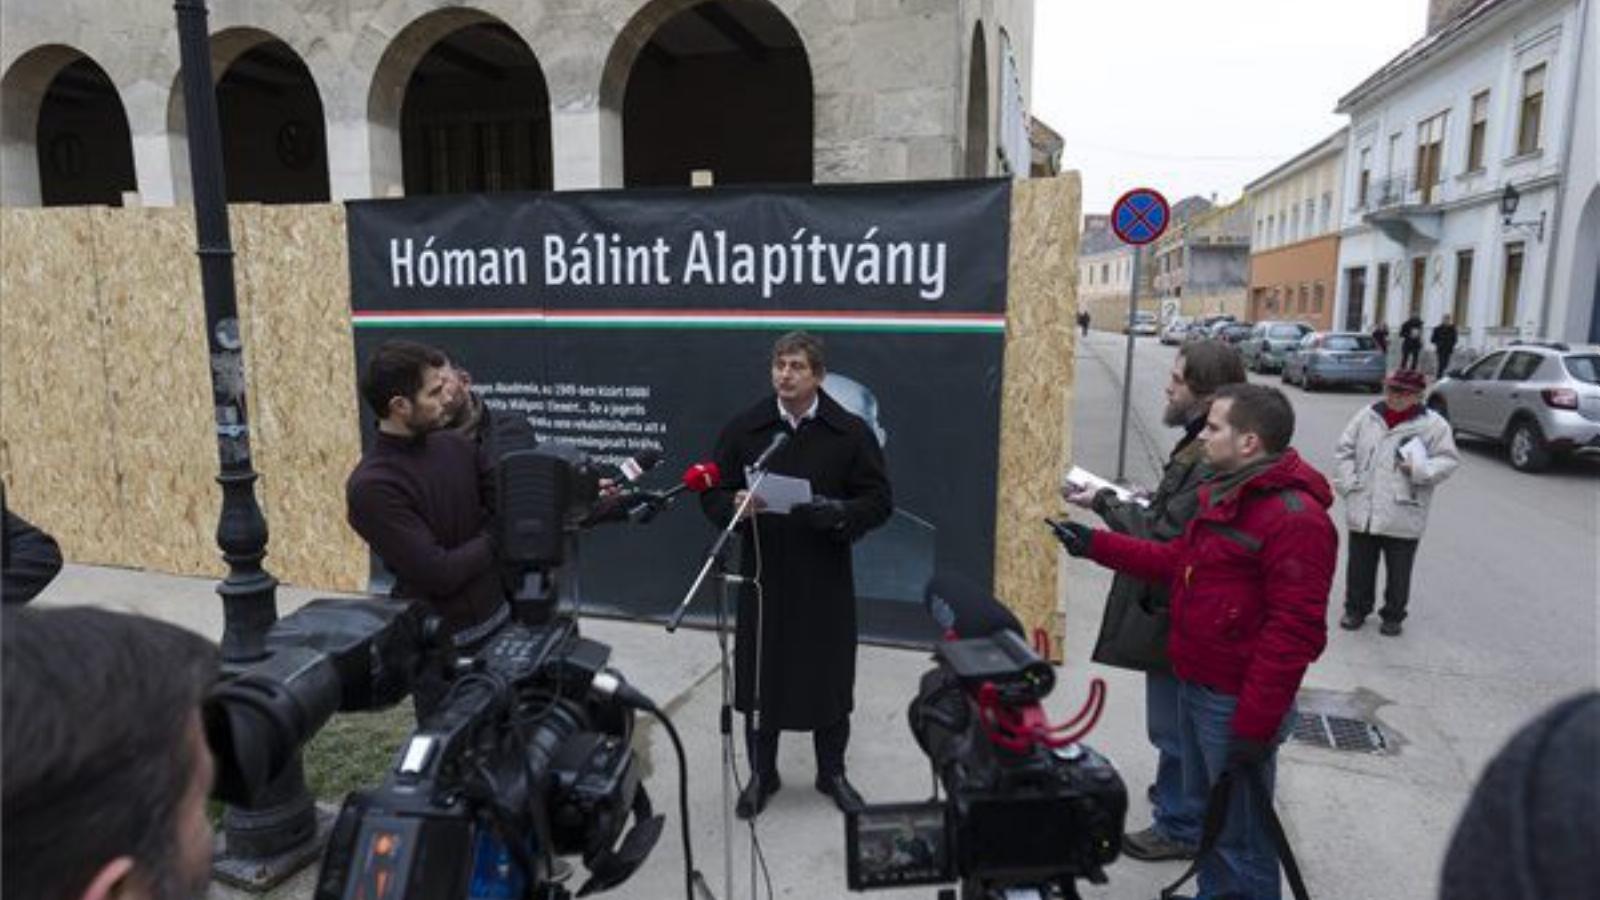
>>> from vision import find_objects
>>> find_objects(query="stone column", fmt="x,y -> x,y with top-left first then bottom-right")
551,101 -> 622,190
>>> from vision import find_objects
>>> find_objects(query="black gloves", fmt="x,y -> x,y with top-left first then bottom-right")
799,496 -> 849,535
1226,737 -> 1272,773
1046,518 -> 1094,557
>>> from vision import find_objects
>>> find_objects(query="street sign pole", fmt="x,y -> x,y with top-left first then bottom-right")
1108,187 -> 1167,484
1115,244 -> 1142,483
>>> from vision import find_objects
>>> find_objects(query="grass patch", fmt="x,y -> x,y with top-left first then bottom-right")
301,705 -> 417,802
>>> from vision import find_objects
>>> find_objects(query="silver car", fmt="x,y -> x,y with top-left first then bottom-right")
1426,342 -> 1600,472
1281,332 -> 1385,392
1240,321 -> 1313,373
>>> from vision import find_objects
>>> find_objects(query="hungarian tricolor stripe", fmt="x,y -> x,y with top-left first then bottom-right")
351,309 -> 1006,334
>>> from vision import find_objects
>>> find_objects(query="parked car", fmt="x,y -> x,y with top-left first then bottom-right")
1240,321 -> 1314,373
1281,331 -> 1386,392
1160,316 -> 1191,345
1216,322 -> 1255,345
1183,314 -> 1235,343
1124,310 -> 1159,336
1426,341 -> 1600,472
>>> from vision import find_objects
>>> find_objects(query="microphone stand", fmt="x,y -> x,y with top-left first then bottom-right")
665,466 -> 774,900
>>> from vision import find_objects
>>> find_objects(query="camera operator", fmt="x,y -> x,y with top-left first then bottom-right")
1063,340 -> 1246,863
347,339 -> 507,717
2,605 -> 218,900
441,354 -> 539,458
1054,384 -> 1336,900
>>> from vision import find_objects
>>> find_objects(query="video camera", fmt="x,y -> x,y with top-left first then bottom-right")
844,574 -> 1128,900
205,442 -> 672,900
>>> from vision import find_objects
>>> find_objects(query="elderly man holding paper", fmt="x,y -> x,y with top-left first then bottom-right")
1333,368 -> 1460,636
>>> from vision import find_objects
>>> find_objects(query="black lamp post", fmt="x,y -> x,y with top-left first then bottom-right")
173,0 -> 325,887
1500,182 -> 1547,241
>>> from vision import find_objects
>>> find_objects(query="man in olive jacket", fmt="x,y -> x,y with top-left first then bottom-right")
1065,340 -> 1245,862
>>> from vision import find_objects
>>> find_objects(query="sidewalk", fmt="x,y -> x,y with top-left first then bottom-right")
26,334 -> 1481,900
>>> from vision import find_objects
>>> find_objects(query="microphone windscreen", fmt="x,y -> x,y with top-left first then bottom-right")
924,572 -> 1025,640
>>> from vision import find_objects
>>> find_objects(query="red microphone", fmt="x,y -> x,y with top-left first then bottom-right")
681,461 -> 721,493
631,461 -> 721,523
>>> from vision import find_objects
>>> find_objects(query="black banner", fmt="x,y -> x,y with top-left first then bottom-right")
346,179 -> 1010,643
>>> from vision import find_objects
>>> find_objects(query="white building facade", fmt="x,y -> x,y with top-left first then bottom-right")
1333,0 -> 1597,350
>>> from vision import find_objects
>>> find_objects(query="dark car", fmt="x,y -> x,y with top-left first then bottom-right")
1281,331 -> 1386,392
1216,322 -> 1254,345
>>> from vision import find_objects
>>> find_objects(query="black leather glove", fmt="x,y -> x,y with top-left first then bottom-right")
799,496 -> 849,534
1226,737 -> 1272,773
1045,518 -> 1094,557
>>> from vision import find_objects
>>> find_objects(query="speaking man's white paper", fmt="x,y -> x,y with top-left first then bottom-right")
750,471 -> 813,514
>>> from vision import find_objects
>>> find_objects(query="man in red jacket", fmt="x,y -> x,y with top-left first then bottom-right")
1054,383 -> 1336,900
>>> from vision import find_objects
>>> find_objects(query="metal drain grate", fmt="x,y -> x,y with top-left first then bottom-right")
1291,712 -> 1388,754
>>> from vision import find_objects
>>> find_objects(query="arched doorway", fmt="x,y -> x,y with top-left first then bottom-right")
1,49 -> 135,206
965,25 -> 988,178
398,22 -> 552,195
612,0 -> 812,187
215,39 -> 330,203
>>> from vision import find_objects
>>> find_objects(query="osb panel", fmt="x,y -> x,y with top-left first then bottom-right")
90,207 -> 224,577
994,175 -> 1081,662
0,209 -> 129,565
233,204 -> 366,592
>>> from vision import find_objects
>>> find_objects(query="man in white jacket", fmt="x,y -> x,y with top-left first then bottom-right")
1333,368 -> 1460,636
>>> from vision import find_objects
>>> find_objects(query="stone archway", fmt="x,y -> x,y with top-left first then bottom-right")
215,39 -> 330,203
965,24 -> 988,178
367,10 -> 552,197
1,46 -> 136,206
602,0 -> 812,187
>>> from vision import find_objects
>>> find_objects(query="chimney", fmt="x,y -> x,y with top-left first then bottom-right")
1428,0 -> 1481,34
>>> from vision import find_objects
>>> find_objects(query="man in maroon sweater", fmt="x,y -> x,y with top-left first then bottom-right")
1053,383 -> 1336,900
346,340 -> 506,716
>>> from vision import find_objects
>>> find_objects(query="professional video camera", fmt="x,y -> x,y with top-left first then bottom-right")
204,597 -> 666,900
843,574 -> 1128,900
204,443 -> 692,900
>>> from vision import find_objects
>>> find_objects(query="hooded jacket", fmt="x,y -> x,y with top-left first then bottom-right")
1333,403 -> 1459,539
1087,450 -> 1337,741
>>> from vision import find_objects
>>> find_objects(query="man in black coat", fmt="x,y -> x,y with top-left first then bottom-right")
1399,314 -> 1425,371
1430,315 -> 1459,379
701,331 -> 892,819
1063,339 -> 1244,863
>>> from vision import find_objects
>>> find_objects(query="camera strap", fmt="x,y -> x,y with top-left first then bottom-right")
1157,766 -> 1310,900
575,784 -> 666,897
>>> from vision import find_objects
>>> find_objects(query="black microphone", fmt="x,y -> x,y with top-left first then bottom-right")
924,572 -> 1025,640
749,431 -> 789,471
603,449 -> 663,484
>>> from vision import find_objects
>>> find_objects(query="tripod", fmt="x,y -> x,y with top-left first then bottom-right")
666,467 -> 774,900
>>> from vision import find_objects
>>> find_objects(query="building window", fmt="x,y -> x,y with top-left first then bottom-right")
1453,250 -> 1473,325
1299,283 -> 1309,312
1101,263 -> 1110,283
1344,267 -> 1367,330
1266,214 -> 1275,246
1290,206 -> 1300,242
1320,192 -> 1332,231
1517,64 -> 1546,156
1409,257 -> 1427,317
1304,198 -> 1316,236
1313,281 -> 1325,313
1468,90 -> 1490,171
1415,111 -> 1447,204
1357,148 -> 1372,207
1500,243 -> 1524,327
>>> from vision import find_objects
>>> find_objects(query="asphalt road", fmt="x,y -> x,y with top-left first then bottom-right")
1065,330 -> 1599,899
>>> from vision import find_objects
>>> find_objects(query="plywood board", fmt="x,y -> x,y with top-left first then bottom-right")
994,175 -> 1081,661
